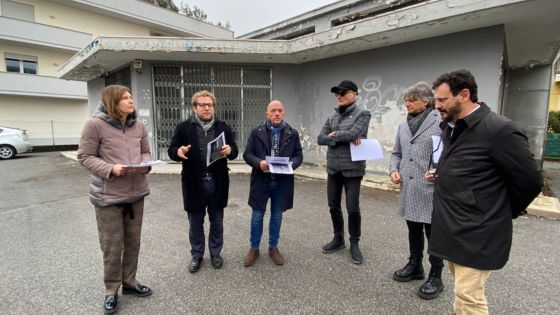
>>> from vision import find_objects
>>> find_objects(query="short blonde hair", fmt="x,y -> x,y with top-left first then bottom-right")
101,85 -> 131,120
191,90 -> 216,106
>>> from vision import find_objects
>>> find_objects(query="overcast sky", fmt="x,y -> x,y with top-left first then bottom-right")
172,0 -> 339,36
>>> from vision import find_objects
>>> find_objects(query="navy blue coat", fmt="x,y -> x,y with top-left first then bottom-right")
168,116 -> 238,212
243,121 -> 303,211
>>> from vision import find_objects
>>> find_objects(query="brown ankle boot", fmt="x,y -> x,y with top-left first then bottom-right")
268,247 -> 284,265
243,249 -> 259,267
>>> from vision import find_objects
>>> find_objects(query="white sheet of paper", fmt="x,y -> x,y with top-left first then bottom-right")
124,160 -> 167,168
431,135 -> 443,165
207,132 -> 226,167
350,139 -> 384,161
265,156 -> 294,174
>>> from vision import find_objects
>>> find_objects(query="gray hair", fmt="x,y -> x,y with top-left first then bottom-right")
403,81 -> 435,106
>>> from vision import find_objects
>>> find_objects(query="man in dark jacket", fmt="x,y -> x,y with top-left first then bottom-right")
428,70 -> 542,315
243,100 -> 303,266
317,80 -> 372,265
168,90 -> 238,273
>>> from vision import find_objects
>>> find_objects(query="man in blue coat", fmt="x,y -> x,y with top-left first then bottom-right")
427,70 -> 542,314
243,100 -> 303,266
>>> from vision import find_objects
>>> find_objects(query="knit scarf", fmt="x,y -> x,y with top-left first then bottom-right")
407,106 -> 432,136
194,114 -> 215,134
266,120 -> 285,157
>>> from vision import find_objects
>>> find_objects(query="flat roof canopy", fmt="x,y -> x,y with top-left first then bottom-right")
60,0 -> 560,81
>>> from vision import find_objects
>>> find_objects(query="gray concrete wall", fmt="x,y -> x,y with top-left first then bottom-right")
130,61 -> 155,156
86,77 -> 105,114
504,65 -> 552,167
283,26 -> 505,174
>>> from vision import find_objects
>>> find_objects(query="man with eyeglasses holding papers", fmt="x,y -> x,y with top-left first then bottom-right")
168,90 -> 238,273
317,80 -> 371,265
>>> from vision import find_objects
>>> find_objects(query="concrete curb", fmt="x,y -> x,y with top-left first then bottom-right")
61,151 -> 559,220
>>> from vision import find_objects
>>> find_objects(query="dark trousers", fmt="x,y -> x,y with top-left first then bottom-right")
95,199 -> 144,295
187,178 -> 224,259
327,172 -> 363,242
406,220 -> 444,270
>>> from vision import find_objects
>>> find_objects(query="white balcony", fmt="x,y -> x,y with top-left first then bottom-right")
0,71 -> 87,99
0,16 -> 93,52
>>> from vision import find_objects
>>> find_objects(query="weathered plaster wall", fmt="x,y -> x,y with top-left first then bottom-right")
288,26 -> 505,174
504,65 -> 551,166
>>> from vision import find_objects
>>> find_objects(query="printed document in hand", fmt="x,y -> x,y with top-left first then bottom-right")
124,160 -> 167,168
350,139 -> 384,161
266,156 -> 293,174
431,135 -> 443,165
207,132 -> 226,167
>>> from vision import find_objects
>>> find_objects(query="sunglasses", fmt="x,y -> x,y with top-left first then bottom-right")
334,90 -> 354,97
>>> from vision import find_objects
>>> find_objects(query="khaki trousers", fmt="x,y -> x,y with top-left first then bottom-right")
95,199 -> 144,295
448,262 -> 491,315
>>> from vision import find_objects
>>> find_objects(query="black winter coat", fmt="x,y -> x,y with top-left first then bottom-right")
243,122 -> 303,211
168,117 -> 238,212
429,104 -> 542,270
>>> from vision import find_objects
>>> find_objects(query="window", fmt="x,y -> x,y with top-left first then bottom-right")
5,55 -> 38,74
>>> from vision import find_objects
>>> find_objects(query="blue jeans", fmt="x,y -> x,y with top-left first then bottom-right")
250,179 -> 282,249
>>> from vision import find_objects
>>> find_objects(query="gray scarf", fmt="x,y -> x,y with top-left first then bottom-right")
194,114 -> 215,133
407,106 -> 432,136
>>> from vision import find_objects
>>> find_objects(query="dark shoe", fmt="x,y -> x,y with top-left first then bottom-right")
321,237 -> 345,253
349,241 -> 363,265
268,247 -> 284,265
103,295 -> 118,314
393,257 -> 425,282
188,257 -> 203,273
418,270 -> 444,300
243,249 -> 259,267
211,255 -> 223,269
122,283 -> 152,297
418,277 -> 444,300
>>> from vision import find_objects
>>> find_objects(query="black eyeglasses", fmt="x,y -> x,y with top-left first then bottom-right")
334,90 -> 353,97
196,102 -> 214,108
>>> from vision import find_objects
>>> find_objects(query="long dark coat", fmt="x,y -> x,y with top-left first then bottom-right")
429,104 -> 542,270
243,121 -> 303,211
168,117 -> 238,212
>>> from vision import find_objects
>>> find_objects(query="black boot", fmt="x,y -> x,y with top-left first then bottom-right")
322,208 -> 345,253
321,235 -> 345,253
418,268 -> 444,300
393,256 -> 424,282
349,241 -> 363,265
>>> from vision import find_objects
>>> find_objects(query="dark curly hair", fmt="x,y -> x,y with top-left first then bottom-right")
432,69 -> 478,103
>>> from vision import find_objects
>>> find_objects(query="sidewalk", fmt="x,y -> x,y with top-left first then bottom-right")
61,151 -> 560,219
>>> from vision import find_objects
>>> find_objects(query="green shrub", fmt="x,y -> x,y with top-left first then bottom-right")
548,111 -> 560,133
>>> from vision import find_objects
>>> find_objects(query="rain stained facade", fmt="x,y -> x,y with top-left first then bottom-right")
59,0 -> 560,173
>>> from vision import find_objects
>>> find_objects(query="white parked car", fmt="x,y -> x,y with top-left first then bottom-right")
0,126 -> 33,159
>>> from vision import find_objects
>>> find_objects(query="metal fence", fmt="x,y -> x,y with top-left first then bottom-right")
0,120 -> 83,146
152,64 -> 272,160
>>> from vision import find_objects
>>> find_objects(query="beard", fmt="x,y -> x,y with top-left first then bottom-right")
439,99 -> 462,122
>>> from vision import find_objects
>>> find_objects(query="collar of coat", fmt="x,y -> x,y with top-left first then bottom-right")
94,101 -> 137,129
255,121 -> 296,143
334,102 -> 357,114
439,102 -> 489,131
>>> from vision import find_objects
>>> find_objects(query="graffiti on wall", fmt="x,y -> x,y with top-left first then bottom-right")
299,74 -> 407,172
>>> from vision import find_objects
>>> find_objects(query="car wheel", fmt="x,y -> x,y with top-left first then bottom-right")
0,144 -> 16,159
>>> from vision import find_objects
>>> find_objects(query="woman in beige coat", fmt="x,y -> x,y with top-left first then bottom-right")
78,85 -> 152,314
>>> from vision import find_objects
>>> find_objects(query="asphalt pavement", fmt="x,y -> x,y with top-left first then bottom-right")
0,152 -> 559,314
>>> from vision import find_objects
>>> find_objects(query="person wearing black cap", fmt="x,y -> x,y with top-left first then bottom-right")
317,80 -> 371,264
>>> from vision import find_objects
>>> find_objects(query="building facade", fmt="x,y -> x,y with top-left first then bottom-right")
60,0 -> 560,171
0,0 -> 232,146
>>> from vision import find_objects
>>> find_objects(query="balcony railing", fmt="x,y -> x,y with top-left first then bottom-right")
0,16 -> 93,52
0,72 -> 87,99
